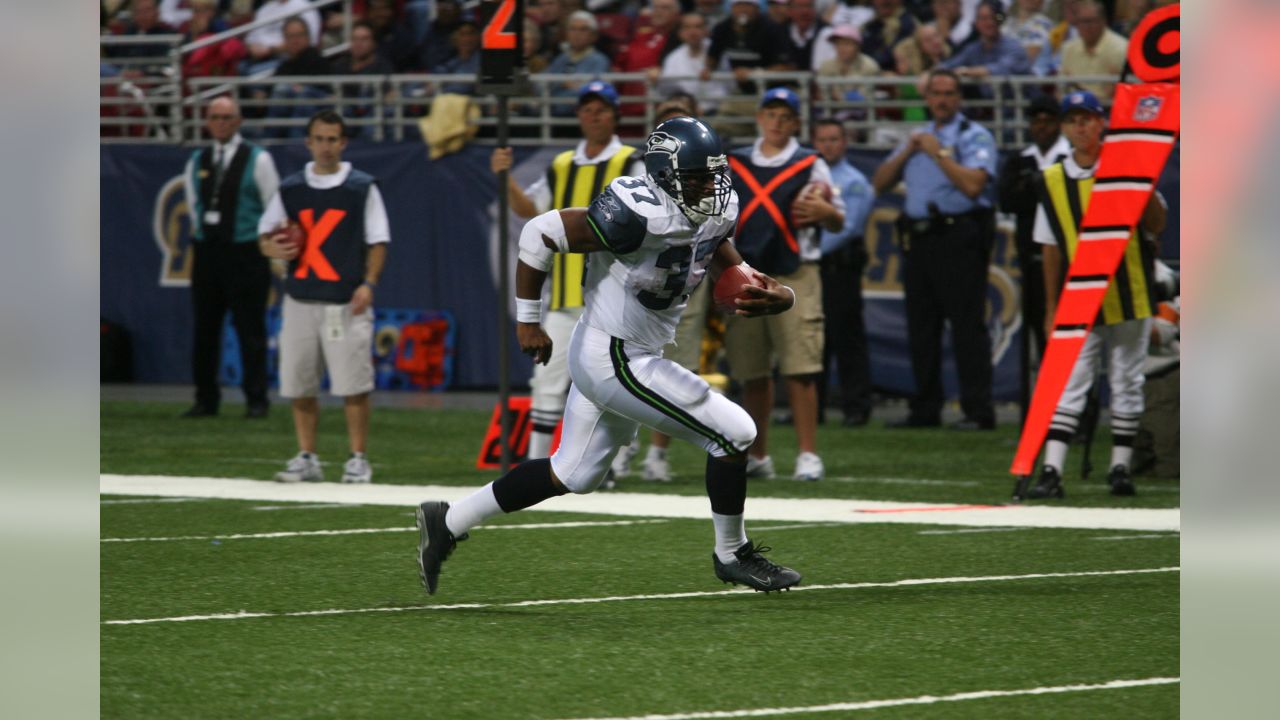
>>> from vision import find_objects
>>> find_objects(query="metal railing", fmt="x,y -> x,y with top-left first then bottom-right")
104,57 -> 1118,149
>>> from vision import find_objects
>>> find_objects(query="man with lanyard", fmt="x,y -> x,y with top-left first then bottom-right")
812,119 -> 876,427
1027,90 -> 1165,499
726,87 -> 845,481
490,81 -> 644,460
181,95 -> 280,419
259,111 -> 391,485
873,68 -> 998,431
997,94 -> 1070,385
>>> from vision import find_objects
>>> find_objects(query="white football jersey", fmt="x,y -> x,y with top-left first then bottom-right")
579,175 -> 739,351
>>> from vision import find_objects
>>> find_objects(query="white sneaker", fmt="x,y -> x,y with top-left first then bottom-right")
341,454 -> 373,484
275,452 -> 324,483
611,438 -> 640,478
793,451 -> 824,482
641,452 -> 671,482
745,454 -> 776,479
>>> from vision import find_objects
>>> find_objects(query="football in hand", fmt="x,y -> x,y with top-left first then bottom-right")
791,181 -> 833,228
277,222 -> 305,253
714,264 -> 767,313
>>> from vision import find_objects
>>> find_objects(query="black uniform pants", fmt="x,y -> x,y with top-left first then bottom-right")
819,244 -> 872,419
191,240 -> 271,409
900,214 -> 994,423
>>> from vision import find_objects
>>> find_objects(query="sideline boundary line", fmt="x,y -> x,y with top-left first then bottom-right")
101,519 -> 668,543
102,566 -> 1178,626
556,677 -> 1180,720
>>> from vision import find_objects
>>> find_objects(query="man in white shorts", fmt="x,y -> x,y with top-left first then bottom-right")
259,110 -> 390,484
417,117 -> 803,595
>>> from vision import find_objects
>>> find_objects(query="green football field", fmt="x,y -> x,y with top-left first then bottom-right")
101,400 -> 1180,718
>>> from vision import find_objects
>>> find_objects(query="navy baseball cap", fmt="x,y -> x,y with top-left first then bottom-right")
578,80 -> 619,109
760,86 -> 800,114
1061,90 -> 1105,116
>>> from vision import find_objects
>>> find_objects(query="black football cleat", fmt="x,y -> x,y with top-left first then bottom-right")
416,501 -> 466,595
713,540 -> 802,593
1027,465 -> 1065,499
1107,465 -> 1136,496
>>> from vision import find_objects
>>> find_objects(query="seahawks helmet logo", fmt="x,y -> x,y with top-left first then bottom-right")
647,131 -> 680,158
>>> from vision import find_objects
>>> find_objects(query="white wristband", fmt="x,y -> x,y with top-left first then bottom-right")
515,297 -> 542,324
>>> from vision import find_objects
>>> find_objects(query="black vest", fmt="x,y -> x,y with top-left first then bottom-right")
279,169 -> 376,304
729,146 -> 817,276
198,144 -> 253,243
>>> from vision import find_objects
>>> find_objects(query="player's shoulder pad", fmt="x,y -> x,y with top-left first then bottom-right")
586,183 -> 648,254
345,168 -> 377,191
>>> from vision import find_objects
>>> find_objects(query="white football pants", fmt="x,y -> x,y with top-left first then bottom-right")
550,323 -> 757,494
1057,317 -> 1151,418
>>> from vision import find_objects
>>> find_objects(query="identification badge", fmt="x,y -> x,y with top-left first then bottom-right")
203,210 -> 221,225
324,305 -> 345,342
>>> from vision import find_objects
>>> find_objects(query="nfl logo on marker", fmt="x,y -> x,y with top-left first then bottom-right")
1134,96 -> 1163,122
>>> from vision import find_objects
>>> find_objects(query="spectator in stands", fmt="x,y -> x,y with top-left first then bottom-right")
705,0 -> 793,97
615,0 -> 683,117
657,12 -> 729,114
860,0 -> 920,69
892,21 -> 950,76
726,87 -> 845,481
1002,0 -> 1053,66
331,20 -> 393,134
363,0 -> 423,72
181,0 -> 245,82
181,96 -> 279,420
1113,0 -> 1153,37
1040,0 -> 1082,76
264,17 -> 332,138
930,0 -> 973,50
767,0 -> 791,27
523,17 -> 550,73
786,0 -> 836,70
546,12 -> 612,116
419,0 -> 464,72
532,0 -> 570,60
830,0 -> 875,30
244,0 -> 322,75
159,0 -> 195,28
939,1 -> 1031,81
813,119 -> 876,427
432,18 -> 481,95
108,0 -> 177,72
1060,0 -> 1127,102
695,0 -> 729,27
816,25 -> 881,106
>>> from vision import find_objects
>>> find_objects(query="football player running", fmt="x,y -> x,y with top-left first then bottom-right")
417,117 -> 803,595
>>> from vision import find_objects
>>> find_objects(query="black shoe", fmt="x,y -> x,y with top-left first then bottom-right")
1027,466 -> 1065,499
949,417 -> 996,431
841,411 -> 869,428
713,540 -> 802,593
1107,465 -> 1136,496
180,404 -> 218,418
886,415 -> 941,429
415,501 -> 467,595
245,403 -> 269,419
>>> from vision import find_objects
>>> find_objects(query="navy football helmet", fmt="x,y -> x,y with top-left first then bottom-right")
644,116 -> 731,223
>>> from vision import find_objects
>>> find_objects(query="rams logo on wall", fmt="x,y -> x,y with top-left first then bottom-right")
153,175 -> 194,287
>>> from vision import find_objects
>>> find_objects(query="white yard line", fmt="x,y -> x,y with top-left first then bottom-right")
824,476 -> 980,488
100,475 -> 1181,532
555,677 -> 1180,720
751,523 -> 846,532
101,566 -> 1178,626
1091,534 -> 1179,541
100,497 -> 209,505
917,527 -> 1031,535
101,519 -> 669,543
250,504 -> 355,511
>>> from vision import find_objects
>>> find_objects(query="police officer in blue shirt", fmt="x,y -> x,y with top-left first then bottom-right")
872,68 -> 998,430
813,119 -> 877,427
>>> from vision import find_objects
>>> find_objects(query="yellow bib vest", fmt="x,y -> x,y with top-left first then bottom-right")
1039,162 -> 1155,325
547,145 -> 637,310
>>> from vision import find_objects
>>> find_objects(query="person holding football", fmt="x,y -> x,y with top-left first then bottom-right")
724,86 -> 845,482
416,117 -> 804,595
258,110 -> 390,484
